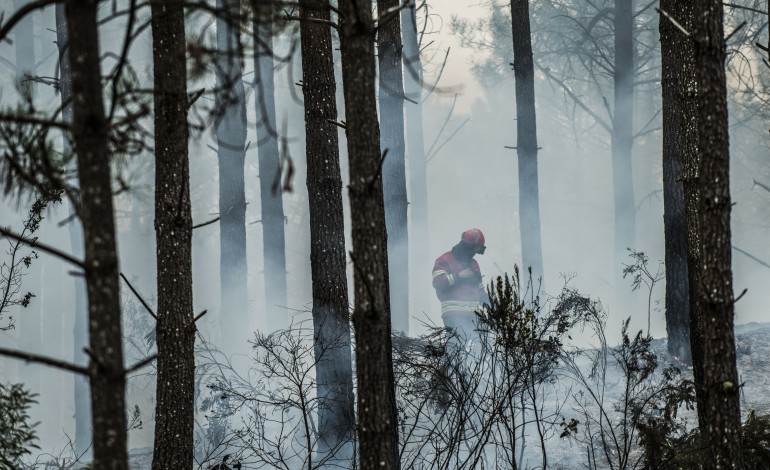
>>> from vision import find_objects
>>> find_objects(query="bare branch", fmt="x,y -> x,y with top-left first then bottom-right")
733,245 -> 770,270
0,0 -> 59,44
192,216 -> 221,230
0,346 -> 88,375
119,272 -> 156,319
537,64 -> 612,133
0,227 -> 84,268
722,2 -> 768,15
656,8 -> 691,37
124,354 -> 157,375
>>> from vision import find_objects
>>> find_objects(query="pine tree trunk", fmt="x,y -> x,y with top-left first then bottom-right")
215,0 -> 248,348
378,0 -> 409,334
692,1 -> 744,465
401,5 -> 430,320
65,1 -> 128,468
612,0 -> 635,273
252,3 -> 288,330
14,0 -> 43,428
55,4 -> 91,456
510,0 -> 544,281
659,0 -> 693,365
338,0 -> 400,467
298,1 -> 356,462
150,1 -> 195,468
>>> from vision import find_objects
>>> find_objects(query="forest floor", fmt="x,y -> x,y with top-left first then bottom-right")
120,323 -> 770,469
542,322 -> 770,469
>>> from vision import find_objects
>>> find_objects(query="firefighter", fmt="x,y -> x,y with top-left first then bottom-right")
432,228 -> 489,350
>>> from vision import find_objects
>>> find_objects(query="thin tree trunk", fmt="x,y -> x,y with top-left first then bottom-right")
252,2 -> 288,330
401,4 -> 430,320
215,0 -> 248,348
659,0 -> 693,365
298,1 -> 356,462
65,1 -> 128,468
55,3 -> 91,456
692,1 -> 744,466
510,0 -> 544,281
612,0 -> 635,273
378,0 -> 409,334
14,0 -> 43,427
338,0 -> 400,467
150,1 -> 195,468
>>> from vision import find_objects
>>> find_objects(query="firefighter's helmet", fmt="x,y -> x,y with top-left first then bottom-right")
461,228 -> 486,254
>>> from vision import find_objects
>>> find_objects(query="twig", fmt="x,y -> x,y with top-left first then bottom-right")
124,354 -> 157,375
368,149 -> 389,190
0,227 -> 84,268
724,21 -> 746,43
327,119 -> 346,129
0,346 -> 88,376
655,8 -> 691,37
194,309 -> 209,323
751,178 -> 770,195
537,64 -> 612,133
722,2 -> 768,15
424,47 -> 450,100
192,216 -> 221,230
0,0 -> 58,44
732,245 -> 770,270
187,88 -> 206,109
119,272 -> 157,320
734,288 -> 748,304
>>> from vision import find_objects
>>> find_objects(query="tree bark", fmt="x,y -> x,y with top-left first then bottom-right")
298,1 -> 356,462
510,0 -> 544,281
612,0 -> 635,273
659,0 -> 693,365
55,3 -> 92,457
65,1 -> 128,468
692,1 -> 744,466
252,2 -> 288,330
378,0 -> 409,334
150,1 -> 195,468
338,0 -> 400,467
401,4 -> 430,321
215,0 -> 248,348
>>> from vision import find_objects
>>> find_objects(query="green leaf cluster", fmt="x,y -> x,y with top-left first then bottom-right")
0,382 -> 39,469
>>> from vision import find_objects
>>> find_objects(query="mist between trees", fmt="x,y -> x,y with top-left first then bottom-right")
0,0 -> 769,469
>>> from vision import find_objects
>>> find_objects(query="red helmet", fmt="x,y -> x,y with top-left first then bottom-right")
461,228 -> 486,253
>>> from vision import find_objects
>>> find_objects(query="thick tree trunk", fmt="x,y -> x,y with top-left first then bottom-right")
659,0 -> 693,365
338,1 -> 400,468
65,1 -> 128,468
692,1 -> 744,466
510,0 -> 544,281
215,0 -> 248,348
150,2 -> 195,468
378,0 -> 409,334
55,3 -> 92,456
298,1 -> 356,462
401,5 -> 430,320
252,3 -> 288,330
612,0 -> 635,273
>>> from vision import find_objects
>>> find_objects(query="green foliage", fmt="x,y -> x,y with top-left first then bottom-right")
1,193 -> 60,330
0,79 -> 67,202
742,409 -> 770,468
0,383 -> 39,469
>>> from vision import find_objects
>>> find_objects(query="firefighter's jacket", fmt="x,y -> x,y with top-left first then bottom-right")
432,250 -> 484,319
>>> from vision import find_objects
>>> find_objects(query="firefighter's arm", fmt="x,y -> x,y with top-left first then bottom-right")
432,260 -> 456,290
